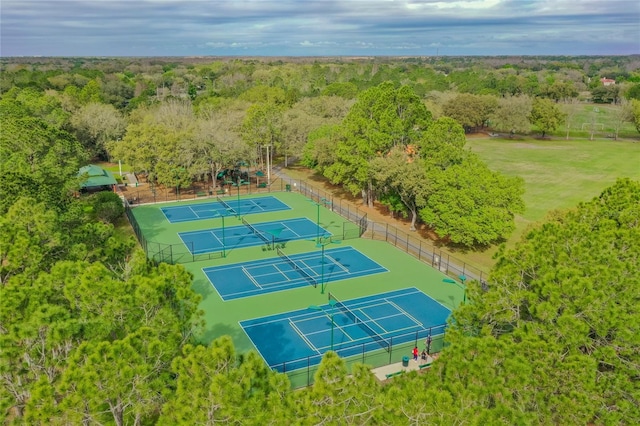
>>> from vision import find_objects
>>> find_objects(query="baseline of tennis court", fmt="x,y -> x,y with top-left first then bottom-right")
240,288 -> 451,372
203,246 -> 388,300
160,196 -> 290,223
179,217 -> 327,255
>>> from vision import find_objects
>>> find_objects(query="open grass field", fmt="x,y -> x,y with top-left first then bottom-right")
555,103 -> 638,140
465,136 -> 640,268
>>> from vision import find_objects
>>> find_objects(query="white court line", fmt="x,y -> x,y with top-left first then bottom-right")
294,315 -> 356,349
289,320 -> 320,354
241,265 -> 263,290
187,205 -> 198,217
297,259 -> 320,279
386,299 -> 423,327
324,255 -> 349,273
237,321 -> 272,368
339,304 -> 393,336
277,222 -> 295,236
273,263 -> 294,282
246,199 -> 267,212
208,229 -> 223,246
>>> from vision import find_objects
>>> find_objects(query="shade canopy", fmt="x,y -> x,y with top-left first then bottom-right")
78,164 -> 117,188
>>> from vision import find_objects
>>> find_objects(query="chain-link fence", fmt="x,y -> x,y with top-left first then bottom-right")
276,176 -> 490,284
277,324 -> 447,388
124,197 -> 224,264
121,174 -> 487,386
122,173 -> 489,280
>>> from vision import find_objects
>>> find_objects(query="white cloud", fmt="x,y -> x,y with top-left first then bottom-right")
1,0 -> 638,56
429,0 -> 502,10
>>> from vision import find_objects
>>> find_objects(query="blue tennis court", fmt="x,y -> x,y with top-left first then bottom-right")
204,246 -> 388,300
161,196 -> 290,223
241,288 -> 451,372
179,217 -> 329,255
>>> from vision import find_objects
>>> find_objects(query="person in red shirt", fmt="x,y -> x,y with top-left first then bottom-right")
412,346 -> 419,361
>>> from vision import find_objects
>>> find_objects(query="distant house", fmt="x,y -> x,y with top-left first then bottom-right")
600,77 -> 616,86
78,164 -> 117,193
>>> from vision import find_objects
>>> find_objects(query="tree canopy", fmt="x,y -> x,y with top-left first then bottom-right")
2,57 -> 639,425
323,82 -> 432,206
442,178 -> 640,423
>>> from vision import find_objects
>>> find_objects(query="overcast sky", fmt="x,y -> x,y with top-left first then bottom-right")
2,0 -> 639,57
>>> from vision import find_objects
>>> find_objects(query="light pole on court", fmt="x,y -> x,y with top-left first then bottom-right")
308,299 -> 337,351
443,275 -> 467,304
310,197 -> 332,243
235,175 -> 241,219
316,236 -> 341,294
212,209 -> 233,257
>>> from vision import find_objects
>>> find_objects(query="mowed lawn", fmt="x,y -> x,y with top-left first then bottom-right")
465,137 -> 640,268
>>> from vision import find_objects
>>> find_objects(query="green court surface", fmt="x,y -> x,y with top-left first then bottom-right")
130,191 -> 465,374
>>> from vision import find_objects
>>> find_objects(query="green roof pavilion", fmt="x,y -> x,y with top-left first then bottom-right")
78,164 -> 118,190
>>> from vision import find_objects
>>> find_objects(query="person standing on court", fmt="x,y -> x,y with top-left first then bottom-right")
426,335 -> 432,355
412,346 -> 419,361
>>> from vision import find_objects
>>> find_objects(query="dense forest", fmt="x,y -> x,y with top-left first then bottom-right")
1,56 -> 639,424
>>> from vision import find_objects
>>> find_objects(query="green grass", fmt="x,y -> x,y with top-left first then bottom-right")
130,192 -> 464,384
464,137 -> 640,268
530,104 -> 640,141
95,161 -> 132,174
552,103 -> 638,139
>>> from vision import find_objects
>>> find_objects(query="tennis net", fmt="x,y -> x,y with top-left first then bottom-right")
241,217 -> 271,244
276,247 -> 317,288
216,196 -> 236,214
328,292 -> 390,352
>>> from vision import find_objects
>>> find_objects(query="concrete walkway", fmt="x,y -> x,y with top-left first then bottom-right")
371,355 -> 436,381
124,172 -> 138,186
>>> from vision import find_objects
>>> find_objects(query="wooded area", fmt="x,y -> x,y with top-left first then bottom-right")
1,56 -> 639,424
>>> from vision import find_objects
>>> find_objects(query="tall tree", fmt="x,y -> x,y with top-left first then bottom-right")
630,99 -> 640,133
325,82 -> 431,207
283,96 -> 352,167
0,96 -> 86,212
160,337 -> 292,425
241,102 -> 284,174
193,106 -> 249,191
529,97 -> 565,138
70,102 -> 127,159
419,154 -> 525,246
415,117 -> 524,246
53,330 -> 171,426
543,80 -> 578,102
443,93 -> 497,132
418,116 -> 467,170
281,108 -> 318,167
446,179 -> 640,423
107,100 -> 196,187
371,146 -> 430,230
610,99 -> 633,140
294,352 -> 384,424
489,95 -> 533,136
0,198 -> 63,284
